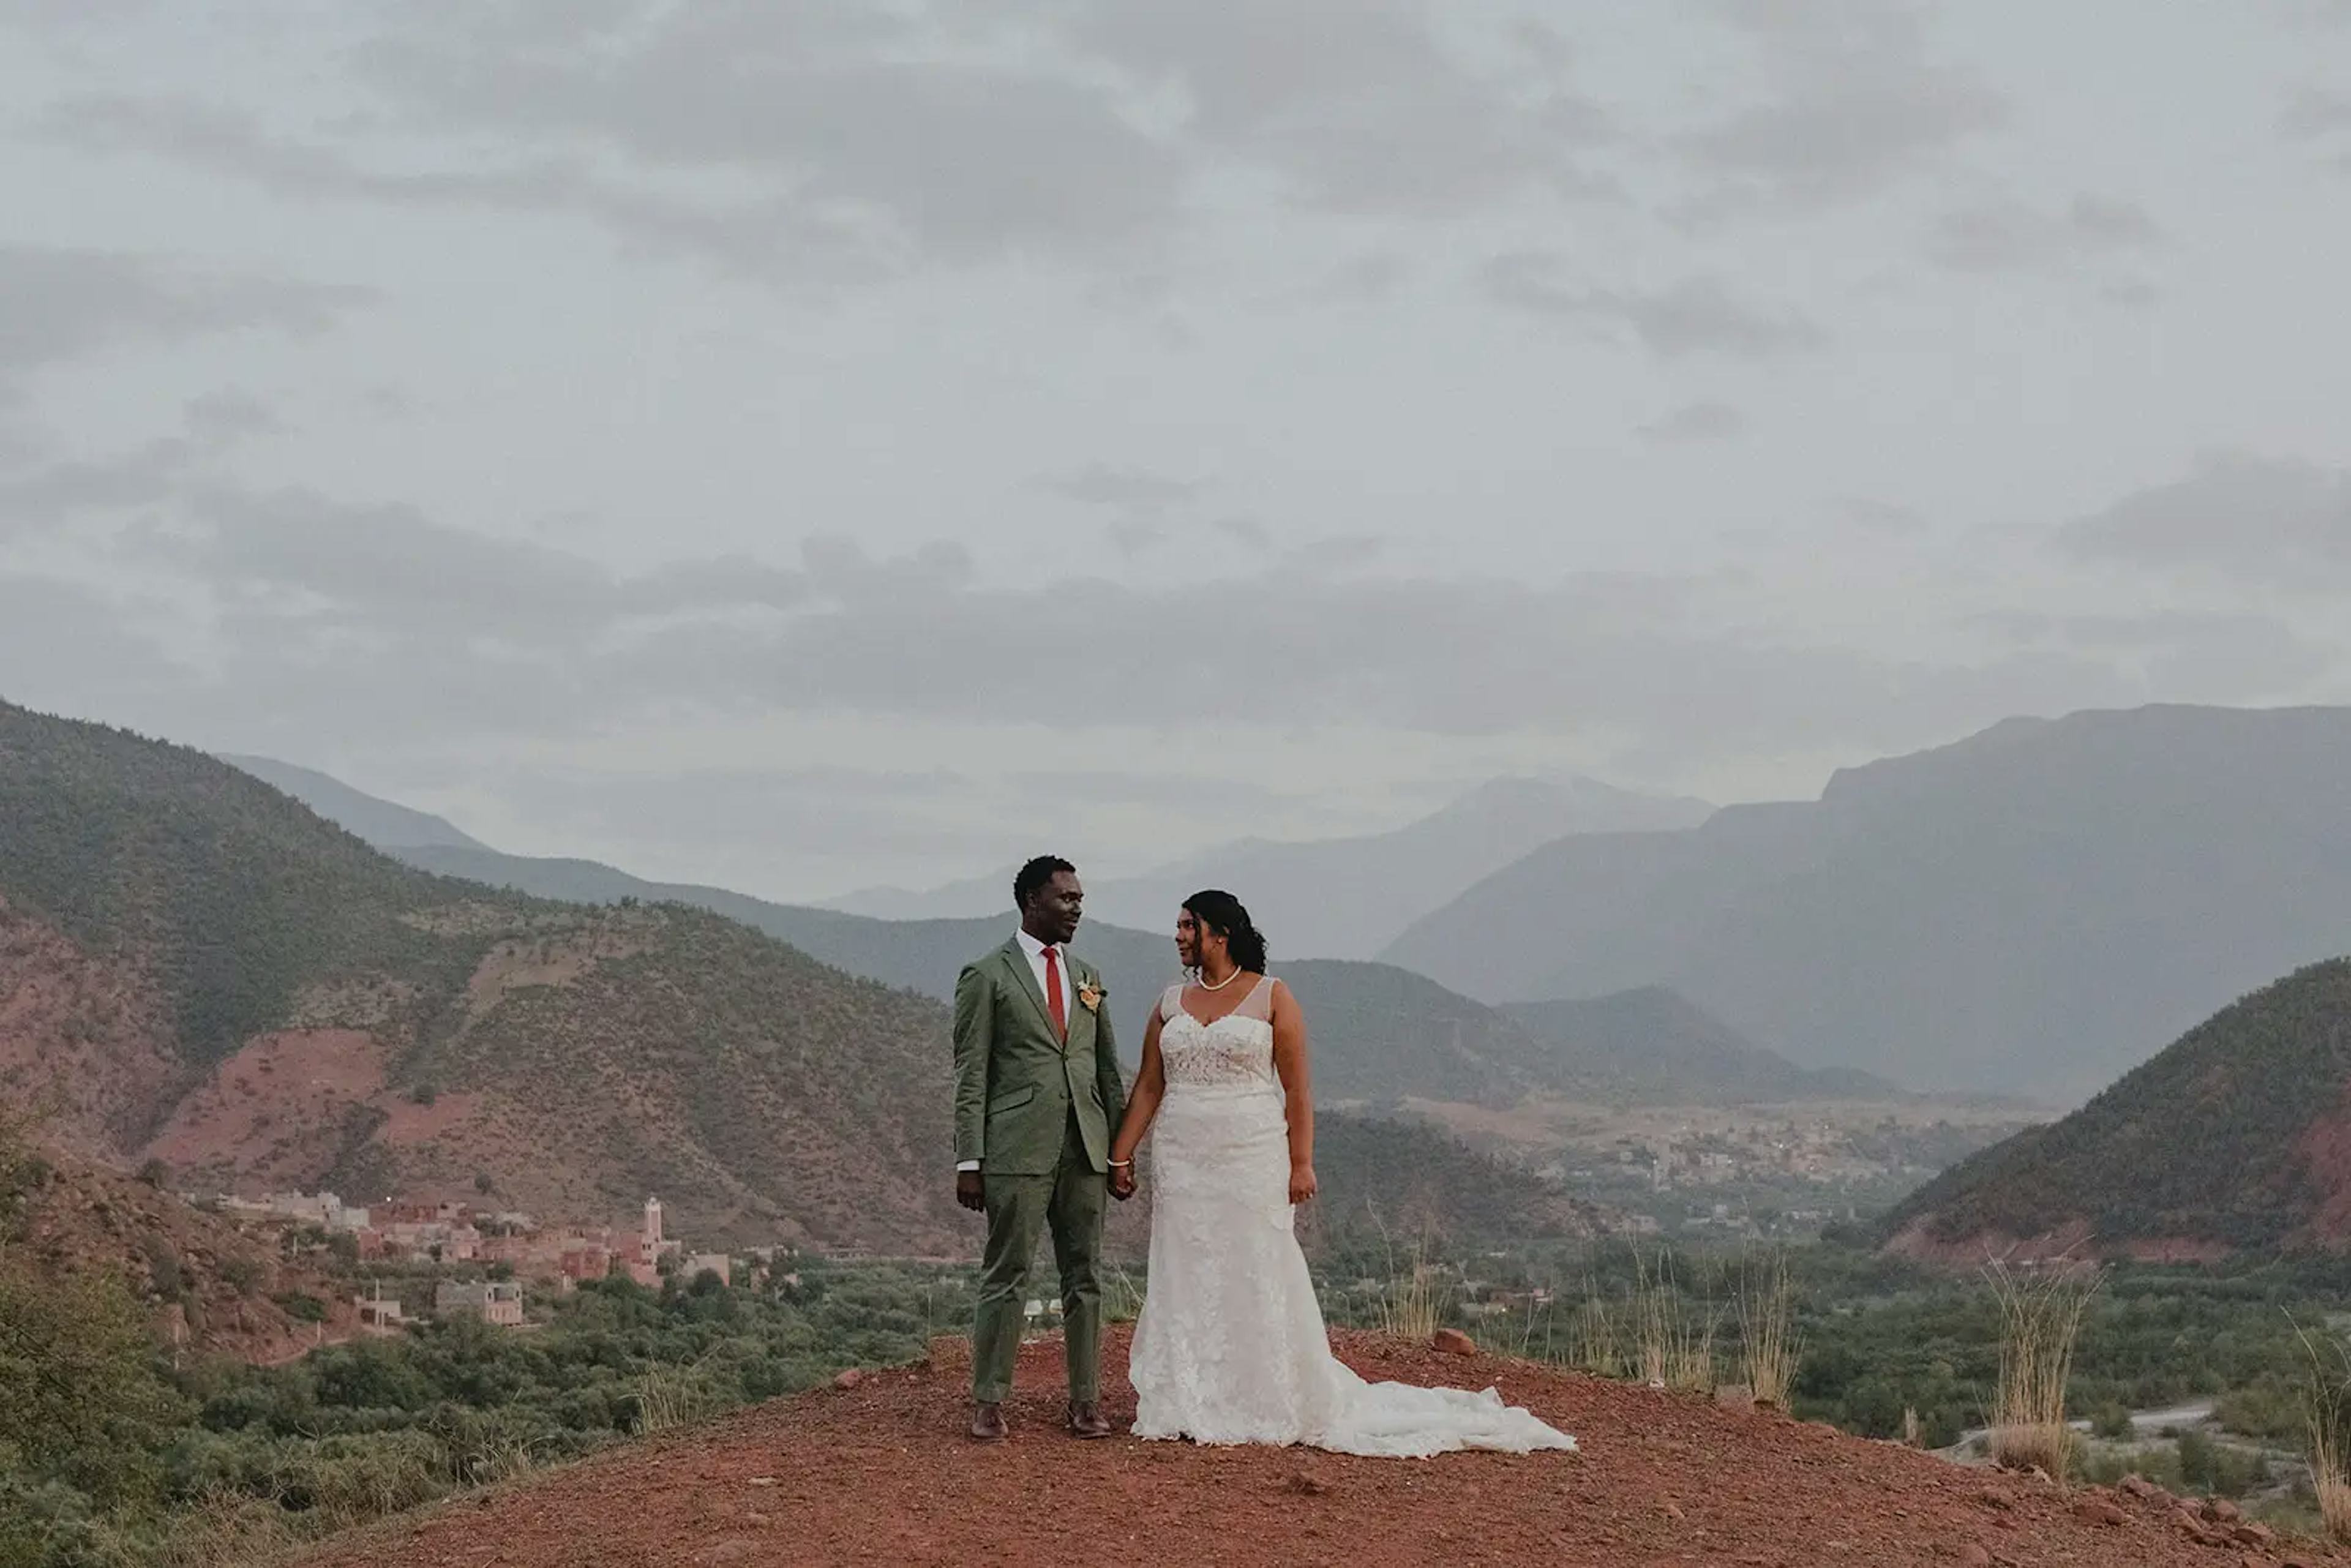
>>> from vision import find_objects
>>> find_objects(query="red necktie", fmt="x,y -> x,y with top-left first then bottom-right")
1042,944 -> 1067,1041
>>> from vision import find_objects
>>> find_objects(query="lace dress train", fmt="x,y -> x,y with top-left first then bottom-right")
1127,978 -> 1575,1458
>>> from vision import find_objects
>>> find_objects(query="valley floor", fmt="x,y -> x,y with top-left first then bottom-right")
297,1329 -> 2337,1568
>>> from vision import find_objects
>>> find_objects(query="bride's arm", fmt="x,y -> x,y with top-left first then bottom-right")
1108,1011 -> 1168,1195
1269,980 -> 1316,1204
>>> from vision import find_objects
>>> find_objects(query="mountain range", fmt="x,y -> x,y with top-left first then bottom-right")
825,775 -> 1713,958
1,700 -> 1598,1254
228,765 -> 1891,1111
1881,956 -> 2351,1261
1387,705 -> 2351,1098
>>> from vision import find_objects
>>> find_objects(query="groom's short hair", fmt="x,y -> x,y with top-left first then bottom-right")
1013,855 -> 1076,911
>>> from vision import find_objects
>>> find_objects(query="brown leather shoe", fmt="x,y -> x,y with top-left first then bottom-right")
970,1402 -> 1008,1442
1067,1400 -> 1112,1439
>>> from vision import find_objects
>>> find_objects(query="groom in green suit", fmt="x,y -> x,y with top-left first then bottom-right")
953,855 -> 1127,1441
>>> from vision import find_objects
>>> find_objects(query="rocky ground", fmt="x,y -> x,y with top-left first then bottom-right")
300,1327 -> 2344,1567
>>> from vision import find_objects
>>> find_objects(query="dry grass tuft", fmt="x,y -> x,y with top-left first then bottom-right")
1736,1248 -> 1804,1409
1565,1275 -> 1625,1379
632,1360 -> 704,1435
2293,1315 -> 2351,1540
1631,1248 -> 1720,1394
1366,1221 -> 1453,1341
1984,1258 -> 2099,1482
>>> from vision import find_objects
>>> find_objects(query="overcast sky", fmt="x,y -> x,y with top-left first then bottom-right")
4,1 -> 2350,902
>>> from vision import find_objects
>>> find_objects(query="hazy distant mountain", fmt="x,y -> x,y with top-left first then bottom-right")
1501,989 -> 1900,1107
1881,958 -> 2351,1260
222,754 -> 490,852
381,846 -> 1532,1105
246,758 -> 1905,1111
1386,705 -> 2351,1098
827,776 -> 1714,958
369,846 -> 1899,1109
826,866 -> 1020,921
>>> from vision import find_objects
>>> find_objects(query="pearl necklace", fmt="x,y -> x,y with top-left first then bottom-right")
1194,964 -> 1243,991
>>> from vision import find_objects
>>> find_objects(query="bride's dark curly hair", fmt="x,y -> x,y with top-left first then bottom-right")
1183,889 -> 1269,975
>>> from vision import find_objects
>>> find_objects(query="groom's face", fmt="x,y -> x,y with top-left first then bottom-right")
1026,869 -> 1084,945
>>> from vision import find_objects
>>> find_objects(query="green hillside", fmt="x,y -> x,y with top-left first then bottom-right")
0,704 -> 488,1067
1881,958 -> 2351,1255
0,700 -> 959,1248
1311,1111 -> 1600,1244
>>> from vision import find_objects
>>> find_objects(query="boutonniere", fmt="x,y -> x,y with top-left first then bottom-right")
1077,980 -> 1104,1013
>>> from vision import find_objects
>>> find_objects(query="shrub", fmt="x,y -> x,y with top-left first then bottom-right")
0,1257 -> 182,1506
140,1236 -> 185,1302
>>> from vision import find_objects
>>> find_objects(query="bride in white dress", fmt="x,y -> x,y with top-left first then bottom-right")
1106,890 -> 1575,1457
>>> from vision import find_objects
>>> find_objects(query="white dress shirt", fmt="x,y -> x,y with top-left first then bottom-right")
958,928 -> 1073,1172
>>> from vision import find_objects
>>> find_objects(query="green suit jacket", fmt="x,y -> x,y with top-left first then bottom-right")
953,937 -> 1125,1177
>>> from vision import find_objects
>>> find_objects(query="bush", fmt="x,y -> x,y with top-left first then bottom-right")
0,1258 -> 182,1507
2090,1401 -> 2134,1439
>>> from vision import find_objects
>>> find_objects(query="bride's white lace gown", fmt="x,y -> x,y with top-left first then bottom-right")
1127,977 -> 1576,1457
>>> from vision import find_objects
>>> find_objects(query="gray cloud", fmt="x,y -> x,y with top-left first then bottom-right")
2282,86 -> 2351,172
1484,257 -> 1828,359
1927,193 -> 2164,274
122,479 -> 811,654
1678,0 -> 2006,214
1065,0 -> 1612,217
1976,608 -> 2338,704
0,438 -> 193,529
1307,252 -> 1412,305
1833,495 -> 1927,535
42,94 -> 893,286
0,573 -> 182,715
1640,400 -> 1747,443
1039,464 -> 1202,514
0,244 -> 370,375
42,4 -> 1616,287
6,457 -> 2178,773
1210,517 -> 1272,549
2283,86 -> 2351,138
184,389 -> 277,446
1008,768 -> 1310,819
1040,463 -> 1204,557
2057,455 -> 2351,588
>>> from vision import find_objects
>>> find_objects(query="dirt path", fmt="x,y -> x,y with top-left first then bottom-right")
301,1328 -> 2342,1567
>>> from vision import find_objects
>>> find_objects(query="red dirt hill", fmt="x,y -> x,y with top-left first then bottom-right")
13,1142 -> 358,1363
296,1327 -> 2339,1568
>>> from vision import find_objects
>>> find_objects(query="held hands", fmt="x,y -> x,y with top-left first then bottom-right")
1108,1160 -> 1138,1201
955,1169 -> 985,1212
1288,1162 -> 1318,1206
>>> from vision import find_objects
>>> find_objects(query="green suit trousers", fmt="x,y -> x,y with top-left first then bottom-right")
972,1109 -> 1106,1405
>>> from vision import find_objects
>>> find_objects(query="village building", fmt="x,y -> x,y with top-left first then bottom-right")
354,1283 -> 407,1332
435,1279 -> 524,1327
